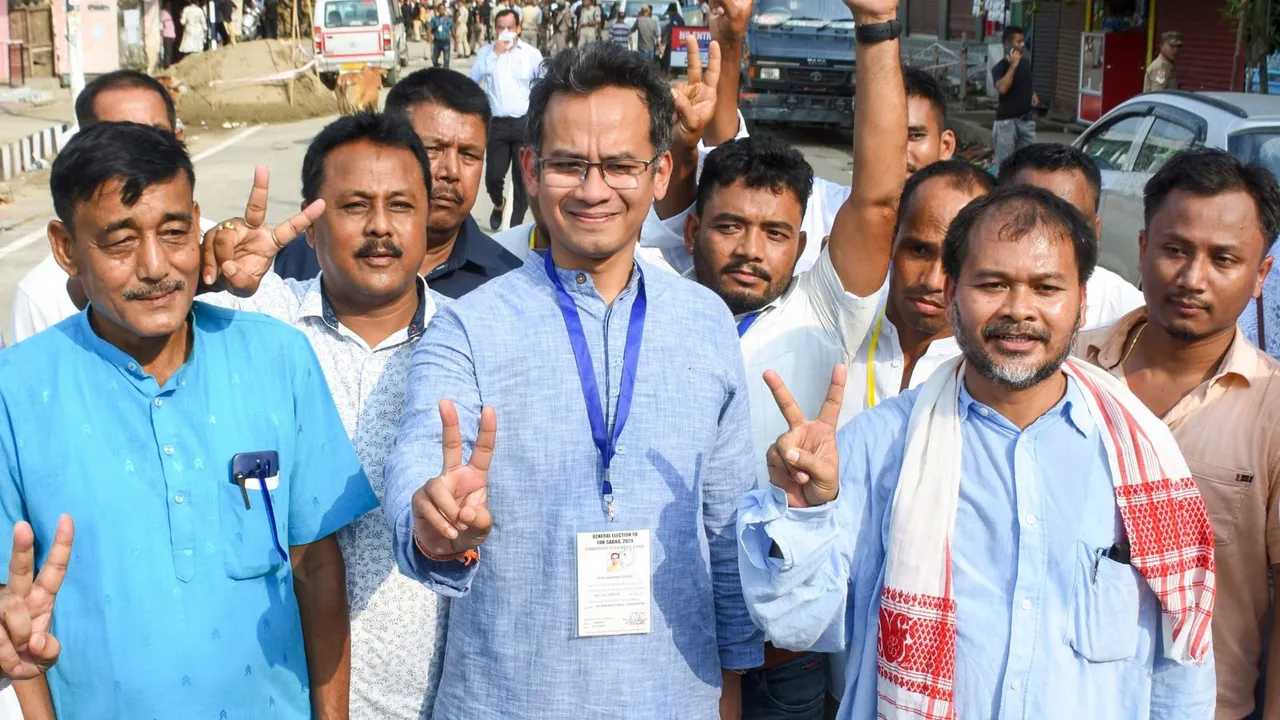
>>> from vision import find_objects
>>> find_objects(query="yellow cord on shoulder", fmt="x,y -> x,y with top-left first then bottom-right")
866,309 -> 886,409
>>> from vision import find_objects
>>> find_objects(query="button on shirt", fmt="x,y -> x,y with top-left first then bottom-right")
0,303 -> 376,719
206,274 -> 449,719
470,38 -> 544,118
384,253 -> 764,720
1081,307 -> 1280,718
736,379 -> 1216,720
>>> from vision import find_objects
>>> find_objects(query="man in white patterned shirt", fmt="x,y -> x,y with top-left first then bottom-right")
201,113 -> 446,719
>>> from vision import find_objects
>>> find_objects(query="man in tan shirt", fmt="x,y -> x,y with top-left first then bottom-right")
1144,31 -> 1181,92
1078,148 -> 1280,719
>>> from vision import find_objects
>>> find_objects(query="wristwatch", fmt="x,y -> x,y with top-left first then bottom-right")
855,18 -> 902,44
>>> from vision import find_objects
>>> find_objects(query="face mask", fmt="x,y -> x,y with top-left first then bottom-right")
499,29 -> 517,42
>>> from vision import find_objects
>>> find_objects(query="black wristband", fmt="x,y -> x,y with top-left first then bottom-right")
855,18 -> 902,44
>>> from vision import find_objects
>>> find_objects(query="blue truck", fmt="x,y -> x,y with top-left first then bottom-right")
740,0 -> 856,130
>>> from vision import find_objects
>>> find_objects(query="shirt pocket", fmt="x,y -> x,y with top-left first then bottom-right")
1186,456 -> 1252,547
217,473 -> 289,580
1066,540 -> 1141,663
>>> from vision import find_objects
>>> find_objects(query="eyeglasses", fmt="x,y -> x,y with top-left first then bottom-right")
535,156 -> 661,190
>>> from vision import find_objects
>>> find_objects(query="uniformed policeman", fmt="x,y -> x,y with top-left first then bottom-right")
1144,30 -> 1181,92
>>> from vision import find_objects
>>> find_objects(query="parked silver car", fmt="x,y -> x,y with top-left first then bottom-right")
1073,91 -> 1280,284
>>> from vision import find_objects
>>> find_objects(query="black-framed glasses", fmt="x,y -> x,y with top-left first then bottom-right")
535,155 -> 661,190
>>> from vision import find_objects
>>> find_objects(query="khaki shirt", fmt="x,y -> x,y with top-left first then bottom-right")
1144,54 -> 1178,92
1078,308 -> 1280,719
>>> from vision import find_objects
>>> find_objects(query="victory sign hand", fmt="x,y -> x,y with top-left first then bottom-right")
412,400 -> 496,556
764,365 -> 846,509
200,165 -> 325,295
0,515 -> 73,680
671,37 -> 721,148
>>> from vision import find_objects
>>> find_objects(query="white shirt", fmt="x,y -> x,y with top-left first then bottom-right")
1083,265 -> 1145,330
205,274 -> 447,720
470,39 -> 544,118
729,247 -> 880,487
11,217 -> 218,344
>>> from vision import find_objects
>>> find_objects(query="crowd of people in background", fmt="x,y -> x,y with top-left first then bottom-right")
5,0 -> 1280,719
400,0 -> 696,68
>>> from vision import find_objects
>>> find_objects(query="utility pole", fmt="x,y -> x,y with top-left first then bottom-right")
66,0 -> 85,110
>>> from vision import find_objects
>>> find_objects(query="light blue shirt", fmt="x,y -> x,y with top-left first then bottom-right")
0,303 -> 377,719
470,38 -> 545,118
1238,243 -> 1280,359
384,253 -> 764,720
738,377 -> 1216,720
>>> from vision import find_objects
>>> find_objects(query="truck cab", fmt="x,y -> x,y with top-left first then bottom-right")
740,0 -> 855,130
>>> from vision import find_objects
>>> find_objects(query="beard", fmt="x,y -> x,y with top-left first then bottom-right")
952,300 -> 1080,391
691,246 -> 790,316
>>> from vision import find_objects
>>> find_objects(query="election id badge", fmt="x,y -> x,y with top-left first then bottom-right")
575,529 -> 652,637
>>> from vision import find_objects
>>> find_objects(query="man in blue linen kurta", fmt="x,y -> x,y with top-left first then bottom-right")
383,42 -> 763,719
0,122 -> 377,718
736,185 -> 1216,719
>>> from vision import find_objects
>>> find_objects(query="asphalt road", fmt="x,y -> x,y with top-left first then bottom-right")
0,41 -> 856,341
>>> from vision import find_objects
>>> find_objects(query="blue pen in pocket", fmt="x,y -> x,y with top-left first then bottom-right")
231,451 -> 288,564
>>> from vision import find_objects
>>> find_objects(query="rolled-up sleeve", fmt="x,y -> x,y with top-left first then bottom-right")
704,323 -> 765,671
737,485 -> 852,653
384,307 -> 482,596
736,401 -> 893,654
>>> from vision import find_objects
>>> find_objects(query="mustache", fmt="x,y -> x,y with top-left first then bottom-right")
1169,294 -> 1209,309
982,320 -> 1050,342
123,278 -> 186,300
722,261 -> 773,283
431,186 -> 464,204
903,287 -> 944,307
354,239 -> 405,259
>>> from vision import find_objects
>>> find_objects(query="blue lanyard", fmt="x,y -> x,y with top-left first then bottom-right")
543,250 -> 647,521
736,312 -> 761,337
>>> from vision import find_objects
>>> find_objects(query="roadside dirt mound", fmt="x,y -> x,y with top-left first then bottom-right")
164,39 -> 337,125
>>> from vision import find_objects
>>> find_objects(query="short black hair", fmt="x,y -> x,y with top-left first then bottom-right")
74,70 -> 178,131
903,66 -> 947,122
50,121 -> 194,231
301,112 -> 432,203
1144,147 -> 1280,253
895,160 -> 995,237
495,7 -> 519,25
1002,25 -> 1025,43
527,41 -> 674,157
385,68 -> 493,137
942,184 -> 1098,285
695,135 -> 814,216
996,143 -> 1103,213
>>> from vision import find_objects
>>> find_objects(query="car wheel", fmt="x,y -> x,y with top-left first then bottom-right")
385,67 -> 400,86
319,72 -> 338,90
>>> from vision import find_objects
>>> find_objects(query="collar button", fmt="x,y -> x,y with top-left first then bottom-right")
575,273 -> 587,285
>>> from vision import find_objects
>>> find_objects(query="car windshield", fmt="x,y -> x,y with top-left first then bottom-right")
755,0 -> 848,25
1230,130 -> 1280,180
323,0 -> 379,27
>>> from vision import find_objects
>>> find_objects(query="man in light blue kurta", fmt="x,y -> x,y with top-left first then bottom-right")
383,42 -> 762,719
0,121 -> 378,719
736,184 -> 1216,720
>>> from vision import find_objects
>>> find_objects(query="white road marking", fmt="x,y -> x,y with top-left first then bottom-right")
0,124 -> 266,260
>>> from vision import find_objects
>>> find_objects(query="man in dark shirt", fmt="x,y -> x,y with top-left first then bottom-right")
990,24 -> 1038,167
273,69 -> 521,298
